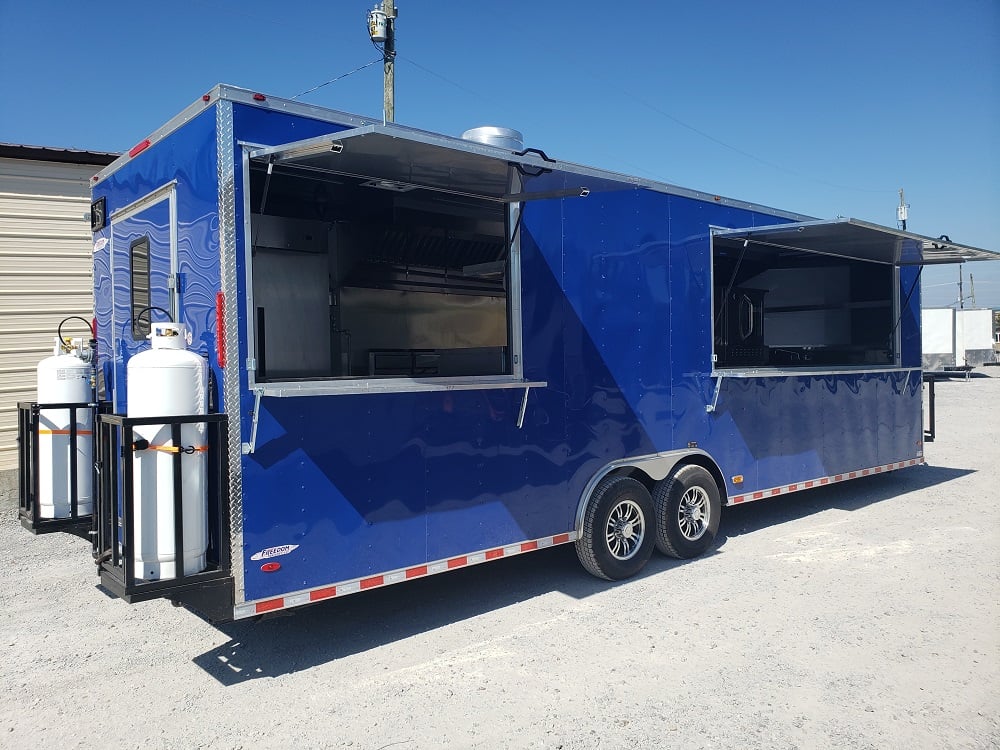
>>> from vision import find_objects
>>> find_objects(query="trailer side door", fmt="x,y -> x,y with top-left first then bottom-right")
109,183 -> 177,411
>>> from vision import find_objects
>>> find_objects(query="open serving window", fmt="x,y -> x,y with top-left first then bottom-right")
242,124 -> 600,396
711,219 -> 1000,372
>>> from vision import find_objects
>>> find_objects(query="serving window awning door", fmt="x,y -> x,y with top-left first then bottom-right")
248,123 -> 633,205
712,218 -> 1000,266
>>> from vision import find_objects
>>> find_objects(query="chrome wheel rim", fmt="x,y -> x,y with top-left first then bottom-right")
606,499 -> 645,560
677,486 -> 710,541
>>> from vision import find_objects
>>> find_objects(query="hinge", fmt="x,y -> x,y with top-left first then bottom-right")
246,357 -> 257,371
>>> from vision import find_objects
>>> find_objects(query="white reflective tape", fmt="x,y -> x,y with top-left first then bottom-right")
284,592 -> 310,608
235,531 -> 579,618
727,459 -> 922,507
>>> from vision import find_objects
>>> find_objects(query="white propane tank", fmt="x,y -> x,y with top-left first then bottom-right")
127,322 -> 208,581
36,337 -> 94,518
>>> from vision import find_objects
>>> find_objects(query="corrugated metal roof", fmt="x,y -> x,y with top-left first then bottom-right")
0,143 -> 118,166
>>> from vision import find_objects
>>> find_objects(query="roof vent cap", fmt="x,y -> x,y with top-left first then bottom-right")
461,126 -> 524,152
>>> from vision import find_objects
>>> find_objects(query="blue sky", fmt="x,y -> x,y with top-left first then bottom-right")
2,1 -> 997,307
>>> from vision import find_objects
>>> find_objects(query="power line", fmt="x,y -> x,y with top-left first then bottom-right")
612,86 -> 897,196
397,54 -> 484,100
292,58 -> 383,100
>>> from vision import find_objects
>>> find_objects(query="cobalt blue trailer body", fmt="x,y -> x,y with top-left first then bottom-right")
83,85 -> 999,622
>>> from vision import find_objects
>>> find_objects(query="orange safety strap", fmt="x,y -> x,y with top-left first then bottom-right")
138,444 -> 208,454
38,429 -> 93,436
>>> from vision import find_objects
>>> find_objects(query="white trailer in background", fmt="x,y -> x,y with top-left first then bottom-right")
921,307 -> 996,371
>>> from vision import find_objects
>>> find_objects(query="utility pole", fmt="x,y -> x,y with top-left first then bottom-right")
383,0 -> 395,123
368,2 -> 396,122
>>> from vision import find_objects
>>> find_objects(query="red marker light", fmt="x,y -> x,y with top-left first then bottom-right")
128,139 -> 151,158
252,93 -> 266,101
261,562 -> 281,573
202,94 -> 211,102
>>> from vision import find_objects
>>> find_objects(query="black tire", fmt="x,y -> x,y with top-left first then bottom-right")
575,475 -> 656,581
653,464 -> 721,559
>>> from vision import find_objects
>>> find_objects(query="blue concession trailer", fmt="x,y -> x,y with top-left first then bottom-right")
63,85 -> 999,621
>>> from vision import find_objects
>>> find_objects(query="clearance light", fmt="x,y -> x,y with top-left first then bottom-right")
128,139 -> 151,158
252,93 -> 266,101
261,562 -> 281,573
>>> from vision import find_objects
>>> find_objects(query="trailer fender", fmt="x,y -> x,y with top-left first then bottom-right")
574,449 -> 728,537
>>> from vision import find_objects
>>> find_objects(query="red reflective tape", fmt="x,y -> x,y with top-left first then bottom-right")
874,467 -> 882,473
849,472 -> 857,479
242,532 -> 588,618
835,475 -> 843,482
128,139 -> 151,157
770,488 -> 781,496
215,292 -> 226,368
861,469 -> 870,476
310,586 -> 337,601
804,481 -> 814,488
788,484 -> 798,491
753,492 -> 764,500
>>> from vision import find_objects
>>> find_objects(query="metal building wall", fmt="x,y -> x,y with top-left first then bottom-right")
0,154 -> 106,471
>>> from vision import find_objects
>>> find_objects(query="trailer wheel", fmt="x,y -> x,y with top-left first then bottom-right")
653,464 -> 721,559
576,475 -> 655,581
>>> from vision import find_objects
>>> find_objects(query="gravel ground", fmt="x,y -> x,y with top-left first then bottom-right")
1,373 -> 998,749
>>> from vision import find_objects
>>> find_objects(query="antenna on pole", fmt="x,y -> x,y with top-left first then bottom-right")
367,1 -> 396,123
896,188 -> 908,231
